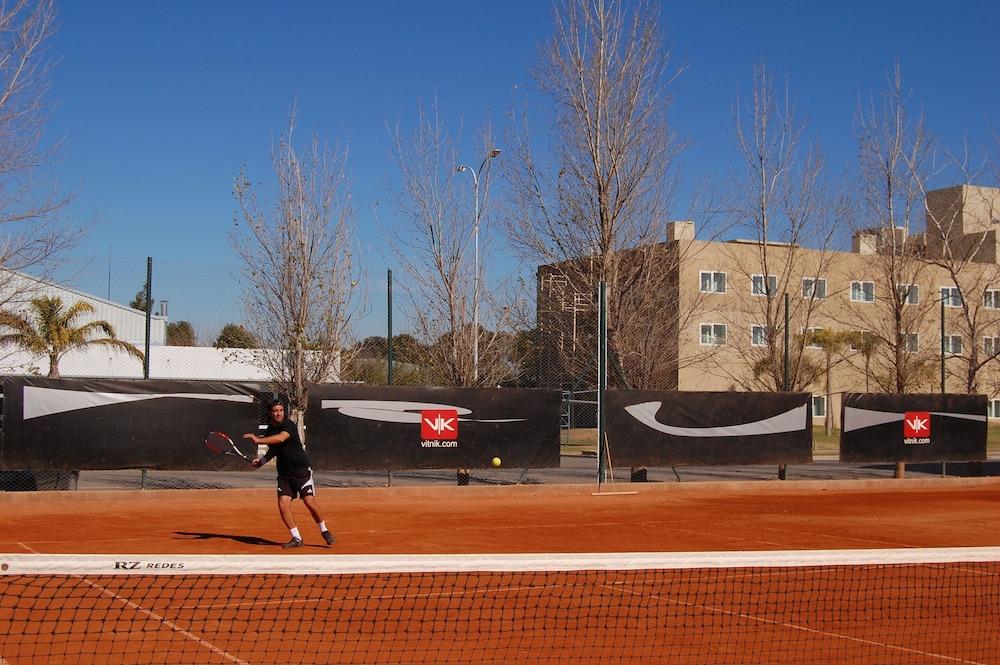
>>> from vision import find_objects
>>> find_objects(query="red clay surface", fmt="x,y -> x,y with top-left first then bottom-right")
2,478 -> 1000,554
2,478 -> 1000,664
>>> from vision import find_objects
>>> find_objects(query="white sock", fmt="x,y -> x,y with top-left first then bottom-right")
290,527 -> 301,540
318,521 -> 328,532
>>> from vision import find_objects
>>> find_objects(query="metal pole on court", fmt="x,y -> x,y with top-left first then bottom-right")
387,268 -> 394,385
779,292 -> 789,480
597,281 -> 608,485
940,297 -> 946,393
143,257 -> 152,379
940,296 -> 946,479
783,292 -> 790,392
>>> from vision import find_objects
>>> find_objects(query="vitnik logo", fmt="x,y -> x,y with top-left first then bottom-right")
421,409 -> 458,440
903,411 -> 931,445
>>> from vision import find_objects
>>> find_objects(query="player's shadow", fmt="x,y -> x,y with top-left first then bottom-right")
174,531 -> 282,547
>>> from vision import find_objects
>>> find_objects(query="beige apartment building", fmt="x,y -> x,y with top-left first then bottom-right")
538,184 -> 1000,428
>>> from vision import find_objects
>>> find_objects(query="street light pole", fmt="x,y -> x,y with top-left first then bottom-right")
456,148 -> 501,383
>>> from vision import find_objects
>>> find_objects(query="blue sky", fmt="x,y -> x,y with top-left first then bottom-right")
43,1 -> 1000,338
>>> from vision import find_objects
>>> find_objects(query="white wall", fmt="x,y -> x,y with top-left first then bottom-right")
0,346 -> 339,381
0,271 -> 166,345
0,270 -> 340,382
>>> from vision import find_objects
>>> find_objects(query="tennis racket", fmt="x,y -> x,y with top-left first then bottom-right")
205,431 -> 255,465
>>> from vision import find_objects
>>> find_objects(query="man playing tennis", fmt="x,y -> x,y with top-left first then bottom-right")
244,400 -> 335,548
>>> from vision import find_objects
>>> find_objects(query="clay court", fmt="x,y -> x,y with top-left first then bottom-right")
3,478 -> 1000,555
2,478 -> 1000,663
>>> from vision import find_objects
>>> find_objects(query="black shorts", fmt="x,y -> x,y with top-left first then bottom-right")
276,469 -> 315,500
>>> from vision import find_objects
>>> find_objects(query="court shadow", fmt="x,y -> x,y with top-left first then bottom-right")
174,531 -> 281,546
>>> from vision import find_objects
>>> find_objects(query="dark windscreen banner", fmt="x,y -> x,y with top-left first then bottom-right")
1,377 -> 265,470
840,393 -> 987,463
305,385 -> 561,470
606,390 -> 812,466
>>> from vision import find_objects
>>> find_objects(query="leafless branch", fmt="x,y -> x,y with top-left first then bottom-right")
231,105 -> 361,415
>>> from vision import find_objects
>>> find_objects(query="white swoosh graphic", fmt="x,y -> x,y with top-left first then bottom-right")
23,386 -> 254,420
625,402 -> 807,437
320,399 -> 524,423
843,407 -> 987,432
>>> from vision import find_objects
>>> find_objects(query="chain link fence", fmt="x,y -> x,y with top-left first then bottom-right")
3,256 -> 995,491
0,255 -> 252,490
535,271 -> 600,460
52,254 -> 251,377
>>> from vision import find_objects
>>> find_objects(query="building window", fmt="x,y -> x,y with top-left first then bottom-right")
700,323 -> 727,346
751,274 -> 777,297
986,337 -> 1000,358
700,271 -> 727,294
812,395 -> 826,418
751,325 -> 767,347
897,284 -> 919,305
905,333 -> 918,353
940,286 -> 963,308
985,290 -> 1000,309
944,335 -> 963,355
990,399 -> 1000,419
802,278 -> 826,299
803,327 -> 824,348
851,281 -> 875,303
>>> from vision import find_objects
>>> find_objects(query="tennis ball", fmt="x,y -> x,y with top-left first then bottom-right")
491,457 -> 502,468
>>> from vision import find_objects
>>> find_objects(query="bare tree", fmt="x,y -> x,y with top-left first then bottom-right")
0,0 -> 82,304
232,107 -> 360,418
505,0 -> 687,390
389,102 -> 516,387
921,179 -> 1000,395
722,63 -> 842,392
846,63 -> 936,394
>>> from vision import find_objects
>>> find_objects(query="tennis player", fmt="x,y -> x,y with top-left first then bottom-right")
244,400 -> 335,548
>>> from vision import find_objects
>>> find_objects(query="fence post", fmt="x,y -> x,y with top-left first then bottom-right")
387,268 -> 394,385
143,257 -> 152,379
779,292 -> 789,480
597,281 -> 608,485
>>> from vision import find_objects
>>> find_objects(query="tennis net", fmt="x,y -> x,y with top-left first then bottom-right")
1,548 -> 998,664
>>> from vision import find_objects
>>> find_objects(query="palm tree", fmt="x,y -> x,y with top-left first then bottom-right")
804,329 -> 855,436
0,296 -> 145,377
852,331 -> 881,392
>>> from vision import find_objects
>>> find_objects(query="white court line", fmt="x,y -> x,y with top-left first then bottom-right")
753,524 -> 917,549
605,576 -> 989,665
16,544 -> 249,665
11,551 -> 993,663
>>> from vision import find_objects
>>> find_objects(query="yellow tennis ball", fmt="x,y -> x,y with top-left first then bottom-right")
491,457 -> 502,468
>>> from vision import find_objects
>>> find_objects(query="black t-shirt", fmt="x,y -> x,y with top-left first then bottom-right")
261,418 -> 311,476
